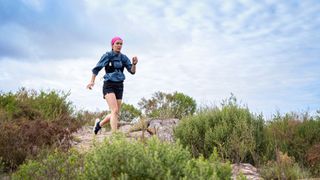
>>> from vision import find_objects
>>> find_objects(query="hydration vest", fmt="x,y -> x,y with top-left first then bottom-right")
105,53 -> 125,74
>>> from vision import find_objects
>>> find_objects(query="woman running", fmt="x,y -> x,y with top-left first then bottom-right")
87,36 -> 138,134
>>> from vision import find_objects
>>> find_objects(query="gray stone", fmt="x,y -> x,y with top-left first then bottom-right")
232,163 -> 263,180
148,119 -> 179,142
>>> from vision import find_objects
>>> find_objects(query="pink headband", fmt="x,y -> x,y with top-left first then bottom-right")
111,36 -> 123,45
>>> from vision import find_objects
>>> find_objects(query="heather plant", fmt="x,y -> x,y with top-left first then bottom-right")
0,119 -> 75,171
307,144 -> 320,176
260,151 -> 309,179
264,112 -> 320,176
0,88 -> 80,172
138,91 -> 196,119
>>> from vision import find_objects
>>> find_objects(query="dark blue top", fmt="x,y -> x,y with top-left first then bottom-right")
92,51 -> 134,82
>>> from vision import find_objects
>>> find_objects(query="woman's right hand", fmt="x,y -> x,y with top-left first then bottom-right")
87,82 -> 94,90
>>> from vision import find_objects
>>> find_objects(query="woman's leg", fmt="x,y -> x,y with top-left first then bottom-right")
117,100 -> 122,126
99,100 -> 122,127
99,114 -> 111,126
99,100 -> 122,125
105,93 -> 120,132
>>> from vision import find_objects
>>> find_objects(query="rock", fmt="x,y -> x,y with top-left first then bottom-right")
148,119 -> 179,142
118,124 -> 133,134
126,130 -> 152,140
232,163 -> 263,180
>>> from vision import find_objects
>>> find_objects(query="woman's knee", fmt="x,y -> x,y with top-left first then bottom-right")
111,108 -> 120,115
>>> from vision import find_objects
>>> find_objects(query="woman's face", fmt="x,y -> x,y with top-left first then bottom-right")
112,40 -> 123,53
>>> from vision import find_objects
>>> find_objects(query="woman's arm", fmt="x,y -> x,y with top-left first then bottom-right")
130,56 -> 138,74
87,74 -> 96,89
87,53 -> 109,90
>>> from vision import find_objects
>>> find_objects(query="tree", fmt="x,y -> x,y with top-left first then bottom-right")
138,91 -> 196,119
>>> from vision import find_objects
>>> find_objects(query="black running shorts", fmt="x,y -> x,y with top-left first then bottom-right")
102,81 -> 124,100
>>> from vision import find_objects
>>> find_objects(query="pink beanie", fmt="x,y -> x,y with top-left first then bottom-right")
111,36 -> 123,45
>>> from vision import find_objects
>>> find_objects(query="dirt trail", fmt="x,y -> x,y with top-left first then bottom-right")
71,126 -> 113,152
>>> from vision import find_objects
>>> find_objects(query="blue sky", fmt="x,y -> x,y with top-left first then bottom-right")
0,0 -> 319,118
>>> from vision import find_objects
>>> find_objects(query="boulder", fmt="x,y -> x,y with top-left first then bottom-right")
148,119 -> 179,142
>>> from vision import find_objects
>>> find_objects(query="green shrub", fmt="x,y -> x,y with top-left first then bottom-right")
0,88 -> 74,122
174,96 -> 265,165
138,91 -> 196,119
12,149 -> 84,180
83,134 -> 231,179
183,154 -> 231,180
83,134 -> 190,179
120,103 -> 141,122
75,110 -> 109,126
13,134 -> 232,179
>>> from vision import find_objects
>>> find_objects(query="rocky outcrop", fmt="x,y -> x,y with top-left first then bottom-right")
145,119 -> 179,142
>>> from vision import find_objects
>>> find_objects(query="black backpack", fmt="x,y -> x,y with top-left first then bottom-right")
105,53 -> 125,73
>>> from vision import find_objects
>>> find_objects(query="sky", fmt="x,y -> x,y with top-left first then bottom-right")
0,0 -> 319,118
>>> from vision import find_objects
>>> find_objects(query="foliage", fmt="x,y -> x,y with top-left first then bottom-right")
13,134 -> 231,179
0,88 -> 81,172
84,134 -> 191,179
0,119 -> 76,172
138,91 -> 196,119
264,112 -> 320,176
12,149 -> 84,180
0,88 -> 74,122
306,144 -> 320,176
75,110 -> 109,126
174,95 -> 264,165
260,151 -> 309,179
120,103 -> 141,122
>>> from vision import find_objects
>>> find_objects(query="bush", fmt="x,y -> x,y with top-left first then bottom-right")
260,151 -> 309,179
306,144 -> 320,176
84,134 -> 191,179
174,96 -> 265,165
138,91 -> 196,119
12,149 -> 84,180
183,148 -> 232,180
75,110 -> 109,126
13,134 -> 232,179
120,103 -> 141,122
263,112 -> 320,176
0,88 -> 74,122
0,88 -> 81,172
83,134 -> 231,179
0,119 -> 75,171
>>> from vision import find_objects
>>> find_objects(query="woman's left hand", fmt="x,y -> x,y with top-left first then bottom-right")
132,56 -> 138,65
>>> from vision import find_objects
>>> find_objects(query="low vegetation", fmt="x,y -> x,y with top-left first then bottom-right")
13,135 -> 232,179
0,88 -> 319,178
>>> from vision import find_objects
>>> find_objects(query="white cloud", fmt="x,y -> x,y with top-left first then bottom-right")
1,0 -> 319,117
